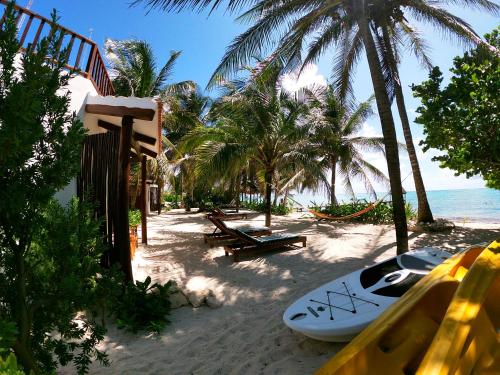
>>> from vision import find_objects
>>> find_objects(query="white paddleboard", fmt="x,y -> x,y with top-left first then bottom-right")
283,248 -> 452,342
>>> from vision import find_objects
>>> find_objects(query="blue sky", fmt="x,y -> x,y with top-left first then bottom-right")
25,0 -> 499,193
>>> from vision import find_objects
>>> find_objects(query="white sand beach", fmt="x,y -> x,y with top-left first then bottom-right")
76,210 -> 499,375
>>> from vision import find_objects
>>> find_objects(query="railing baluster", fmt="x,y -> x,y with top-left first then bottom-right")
31,19 -> 45,49
1,0 -> 114,96
74,39 -> 85,70
86,44 -> 97,78
19,14 -> 33,46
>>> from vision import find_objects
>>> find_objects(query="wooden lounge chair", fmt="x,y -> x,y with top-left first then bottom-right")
203,215 -> 271,247
222,223 -> 307,262
211,207 -> 248,220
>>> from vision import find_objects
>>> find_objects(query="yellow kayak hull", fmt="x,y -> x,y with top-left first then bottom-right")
315,241 -> 500,375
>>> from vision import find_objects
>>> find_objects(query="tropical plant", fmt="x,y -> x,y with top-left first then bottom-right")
308,87 -> 389,206
129,209 -> 142,226
0,6 -> 107,373
134,0 -> 499,253
111,276 -> 173,334
105,39 -> 194,98
182,63 -> 320,226
412,27 -> 500,190
163,85 -> 212,211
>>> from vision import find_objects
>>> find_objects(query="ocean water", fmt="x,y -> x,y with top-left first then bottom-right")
290,188 -> 500,223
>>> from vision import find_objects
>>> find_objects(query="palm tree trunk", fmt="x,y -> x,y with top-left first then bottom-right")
236,171 -> 241,213
381,26 -> 434,223
330,156 -> 338,206
355,4 -> 408,254
264,169 -> 273,227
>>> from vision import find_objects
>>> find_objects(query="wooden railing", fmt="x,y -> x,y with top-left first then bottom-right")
0,0 -> 114,96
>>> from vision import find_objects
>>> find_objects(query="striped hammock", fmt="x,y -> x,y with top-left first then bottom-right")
309,202 -> 380,221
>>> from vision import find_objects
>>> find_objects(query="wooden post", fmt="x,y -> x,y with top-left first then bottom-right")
141,154 -> 147,244
116,115 -> 134,282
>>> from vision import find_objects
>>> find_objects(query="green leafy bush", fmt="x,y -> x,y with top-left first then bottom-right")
313,200 -> 394,224
241,201 -> 293,215
111,277 -> 173,334
128,209 -> 141,226
0,353 -> 26,375
0,5 -> 107,374
405,202 -> 417,221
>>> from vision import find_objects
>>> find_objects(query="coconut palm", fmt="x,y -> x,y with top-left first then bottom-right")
182,63 -> 320,226
310,87 -> 390,206
133,0 -> 499,254
105,38 -> 194,97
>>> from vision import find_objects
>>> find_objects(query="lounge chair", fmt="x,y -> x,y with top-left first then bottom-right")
222,223 -> 307,262
203,214 -> 271,247
211,207 -> 248,220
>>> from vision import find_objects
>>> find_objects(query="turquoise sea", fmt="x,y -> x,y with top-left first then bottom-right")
290,188 -> 500,223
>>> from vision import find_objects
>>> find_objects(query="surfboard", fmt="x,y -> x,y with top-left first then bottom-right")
283,248 -> 452,342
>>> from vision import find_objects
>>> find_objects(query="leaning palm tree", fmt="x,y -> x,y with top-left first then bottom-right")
133,0 -> 499,254
310,87 -> 389,206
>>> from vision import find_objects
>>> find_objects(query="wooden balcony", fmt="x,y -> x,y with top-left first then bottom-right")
0,0 -> 114,96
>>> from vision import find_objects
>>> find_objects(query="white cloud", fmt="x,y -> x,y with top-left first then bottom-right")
281,64 -> 327,93
357,121 -> 382,138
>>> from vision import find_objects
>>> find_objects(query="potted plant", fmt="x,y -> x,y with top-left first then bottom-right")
128,209 -> 141,259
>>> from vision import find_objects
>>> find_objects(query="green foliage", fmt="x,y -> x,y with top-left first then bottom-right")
412,27 -> 500,189
0,353 -> 26,375
111,277 -> 173,334
162,193 -> 180,203
0,6 -> 106,374
241,201 -> 293,216
128,209 -> 142,227
0,321 -> 17,357
313,201 -> 394,224
405,202 -> 417,221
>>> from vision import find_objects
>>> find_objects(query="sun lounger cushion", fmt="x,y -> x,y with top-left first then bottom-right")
231,228 -> 300,245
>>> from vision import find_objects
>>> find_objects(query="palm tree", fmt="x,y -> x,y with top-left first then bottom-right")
133,0 -> 499,254
310,87 -> 389,206
182,63 -> 319,226
105,39 -> 194,97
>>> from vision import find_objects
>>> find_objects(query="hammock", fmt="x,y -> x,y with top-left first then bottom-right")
309,200 -> 384,221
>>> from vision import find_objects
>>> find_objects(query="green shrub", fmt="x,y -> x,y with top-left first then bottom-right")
128,209 -> 141,226
0,353 -> 26,375
111,277 -> 173,334
315,200 -> 394,224
405,202 -> 417,221
240,201 -> 292,215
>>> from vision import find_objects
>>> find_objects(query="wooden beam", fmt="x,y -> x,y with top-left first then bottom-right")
97,119 -> 120,132
140,146 -> 157,159
86,104 -> 155,121
98,120 -> 157,145
133,131 -> 156,146
115,115 -> 134,282
141,155 -> 148,245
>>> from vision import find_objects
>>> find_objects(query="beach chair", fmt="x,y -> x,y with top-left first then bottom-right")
222,223 -> 307,262
211,207 -> 248,220
203,215 -> 271,247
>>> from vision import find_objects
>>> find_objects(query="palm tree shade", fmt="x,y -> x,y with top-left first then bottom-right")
133,0 -> 498,254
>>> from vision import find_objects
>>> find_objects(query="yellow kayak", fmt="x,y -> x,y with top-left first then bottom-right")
315,240 -> 500,375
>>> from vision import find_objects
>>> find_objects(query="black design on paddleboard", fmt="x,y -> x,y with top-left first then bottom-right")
341,282 -> 356,313
326,291 -> 334,320
307,306 -> 319,317
309,282 -> 380,318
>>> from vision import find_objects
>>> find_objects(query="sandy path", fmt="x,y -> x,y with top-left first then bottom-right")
69,210 -> 499,375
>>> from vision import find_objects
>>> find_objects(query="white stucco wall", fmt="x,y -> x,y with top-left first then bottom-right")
54,75 -> 99,206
